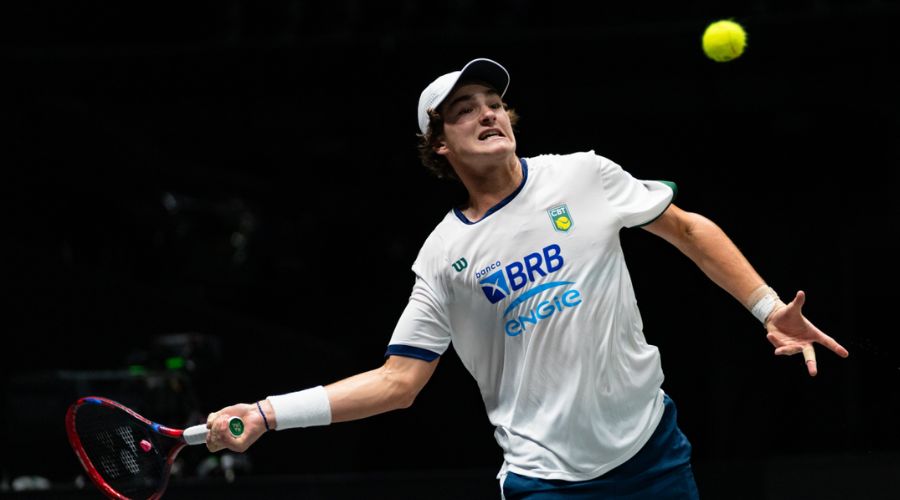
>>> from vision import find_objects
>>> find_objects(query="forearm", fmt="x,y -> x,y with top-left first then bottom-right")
207,356 -> 436,453
657,209 -> 767,309
323,365 -> 420,422
265,356 -> 437,428
646,205 -> 765,307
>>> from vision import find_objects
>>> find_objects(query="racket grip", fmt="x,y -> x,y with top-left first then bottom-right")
183,424 -> 209,445
183,416 -> 244,446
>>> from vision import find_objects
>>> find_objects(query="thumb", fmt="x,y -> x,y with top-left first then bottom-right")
790,290 -> 806,310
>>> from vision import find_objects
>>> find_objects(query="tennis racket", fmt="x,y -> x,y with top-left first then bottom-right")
66,396 -> 244,499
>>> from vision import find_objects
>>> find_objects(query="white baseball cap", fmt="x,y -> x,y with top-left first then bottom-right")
417,58 -> 510,135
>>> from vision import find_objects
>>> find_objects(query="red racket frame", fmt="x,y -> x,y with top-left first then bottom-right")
66,396 -> 188,500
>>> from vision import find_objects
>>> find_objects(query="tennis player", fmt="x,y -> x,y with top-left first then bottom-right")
206,58 -> 849,499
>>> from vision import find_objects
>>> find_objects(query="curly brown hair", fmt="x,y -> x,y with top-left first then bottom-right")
416,104 -> 519,181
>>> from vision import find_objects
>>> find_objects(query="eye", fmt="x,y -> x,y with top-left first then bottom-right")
489,102 -> 503,110
457,106 -> 474,116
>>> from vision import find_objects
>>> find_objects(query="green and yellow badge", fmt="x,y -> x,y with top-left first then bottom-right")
548,204 -> 574,232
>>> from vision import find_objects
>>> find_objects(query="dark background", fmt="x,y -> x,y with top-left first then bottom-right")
3,1 -> 900,499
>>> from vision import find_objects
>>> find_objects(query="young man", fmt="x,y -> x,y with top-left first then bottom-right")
206,58 -> 849,498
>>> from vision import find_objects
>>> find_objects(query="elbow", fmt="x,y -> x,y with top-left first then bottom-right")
677,212 -> 717,248
378,355 -> 436,412
390,379 -> 419,410
394,392 -> 416,410
379,368 -> 420,411
678,210 -> 705,240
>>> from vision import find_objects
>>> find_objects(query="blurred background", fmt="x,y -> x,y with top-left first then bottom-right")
3,1 -> 899,498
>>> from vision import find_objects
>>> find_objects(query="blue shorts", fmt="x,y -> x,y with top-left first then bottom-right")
501,394 -> 699,499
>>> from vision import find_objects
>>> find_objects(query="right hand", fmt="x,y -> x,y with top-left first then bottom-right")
206,401 -> 270,453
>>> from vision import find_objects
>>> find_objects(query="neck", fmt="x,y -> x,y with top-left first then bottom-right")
456,155 -> 522,221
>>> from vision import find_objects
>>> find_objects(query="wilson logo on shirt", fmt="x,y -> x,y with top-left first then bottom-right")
451,258 -> 468,272
548,204 -> 574,232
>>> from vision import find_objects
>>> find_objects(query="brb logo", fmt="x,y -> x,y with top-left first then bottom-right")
477,244 -> 564,304
475,244 -> 583,336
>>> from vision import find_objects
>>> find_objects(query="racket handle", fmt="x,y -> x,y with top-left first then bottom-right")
183,416 -> 245,446
183,424 -> 208,445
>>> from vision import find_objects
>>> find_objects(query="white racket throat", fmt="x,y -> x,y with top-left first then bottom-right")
183,424 -> 209,445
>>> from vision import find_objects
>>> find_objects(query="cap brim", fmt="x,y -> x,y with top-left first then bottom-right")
455,58 -> 510,100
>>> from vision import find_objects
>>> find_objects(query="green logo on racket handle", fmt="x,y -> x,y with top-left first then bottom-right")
228,417 -> 245,437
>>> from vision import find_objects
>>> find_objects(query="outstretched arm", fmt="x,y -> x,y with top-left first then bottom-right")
206,355 -> 439,452
642,204 -> 848,376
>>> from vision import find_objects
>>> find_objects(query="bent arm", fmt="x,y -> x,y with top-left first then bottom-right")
260,354 -> 440,428
207,355 -> 438,452
324,355 -> 439,423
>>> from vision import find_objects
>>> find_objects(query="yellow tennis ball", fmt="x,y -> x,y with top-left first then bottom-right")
702,20 -> 747,62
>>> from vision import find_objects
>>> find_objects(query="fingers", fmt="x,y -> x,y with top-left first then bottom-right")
205,413 -> 226,452
774,342 -> 818,376
205,411 -> 221,452
816,331 -> 850,358
205,405 -> 265,453
802,344 -> 817,377
774,344 -> 803,356
773,342 -> 818,376
205,413 -> 242,453
767,290 -> 848,376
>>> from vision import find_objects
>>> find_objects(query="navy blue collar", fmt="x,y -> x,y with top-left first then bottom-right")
453,158 -> 528,225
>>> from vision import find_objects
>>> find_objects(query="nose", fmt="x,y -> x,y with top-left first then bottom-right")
479,104 -> 496,124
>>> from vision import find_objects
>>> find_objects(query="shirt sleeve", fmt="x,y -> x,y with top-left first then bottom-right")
385,274 -> 452,361
597,154 -> 677,228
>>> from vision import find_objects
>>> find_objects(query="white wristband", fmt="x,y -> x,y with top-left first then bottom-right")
267,386 -> 332,430
747,285 -> 780,324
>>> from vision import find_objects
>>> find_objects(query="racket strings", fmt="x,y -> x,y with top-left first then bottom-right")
75,404 -> 170,498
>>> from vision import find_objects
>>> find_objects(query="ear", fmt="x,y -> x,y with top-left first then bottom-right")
434,139 -> 449,156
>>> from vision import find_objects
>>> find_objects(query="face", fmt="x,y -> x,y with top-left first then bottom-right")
435,83 -> 517,167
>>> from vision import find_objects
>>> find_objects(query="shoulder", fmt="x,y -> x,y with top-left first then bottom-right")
524,150 -> 602,168
413,211 -> 457,272
524,150 -> 624,183
524,150 -> 623,175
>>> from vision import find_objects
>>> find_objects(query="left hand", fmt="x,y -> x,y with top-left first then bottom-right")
765,290 -> 849,376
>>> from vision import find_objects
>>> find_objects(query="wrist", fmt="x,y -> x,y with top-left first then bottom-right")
266,386 -> 332,430
764,299 -> 788,327
256,400 -> 274,431
747,285 -> 781,325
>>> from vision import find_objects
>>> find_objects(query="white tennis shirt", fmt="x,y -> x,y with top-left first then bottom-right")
386,151 -> 676,481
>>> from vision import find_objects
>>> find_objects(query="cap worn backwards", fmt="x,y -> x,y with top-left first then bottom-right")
417,58 -> 510,135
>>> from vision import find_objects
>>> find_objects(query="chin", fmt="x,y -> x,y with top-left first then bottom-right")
480,138 -> 515,154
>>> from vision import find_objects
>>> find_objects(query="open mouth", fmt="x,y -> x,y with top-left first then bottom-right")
479,129 -> 504,141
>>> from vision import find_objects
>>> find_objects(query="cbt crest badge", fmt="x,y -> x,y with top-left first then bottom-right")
548,204 -> 574,232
